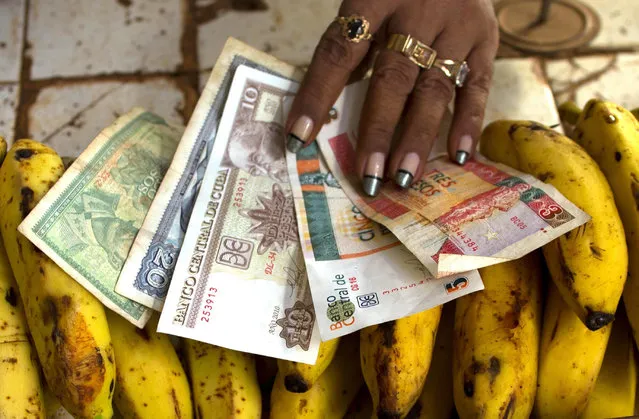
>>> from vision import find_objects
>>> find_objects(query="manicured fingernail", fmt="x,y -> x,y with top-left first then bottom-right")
456,135 -> 474,165
363,152 -> 385,197
287,116 -> 314,153
395,152 -> 419,189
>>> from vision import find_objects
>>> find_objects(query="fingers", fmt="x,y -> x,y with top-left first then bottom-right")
356,49 -> 421,196
285,1 -> 392,154
447,40 -> 498,164
388,33 -> 474,189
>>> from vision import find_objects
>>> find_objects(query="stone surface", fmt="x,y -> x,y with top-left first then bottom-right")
27,0 -> 184,79
27,78 -> 186,157
546,52 -> 639,109
197,0 -> 341,69
0,0 -> 26,82
0,84 -> 20,146
486,57 -> 561,128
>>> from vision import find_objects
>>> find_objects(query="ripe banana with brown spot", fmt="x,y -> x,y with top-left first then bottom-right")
566,100 -> 639,349
533,282 -> 612,418
408,301 -> 455,419
270,334 -> 362,419
480,120 -> 628,331
0,139 -> 115,418
360,305 -> 442,418
107,310 -> 192,419
277,337 -> 340,393
185,339 -> 261,419
0,135 -> 45,419
453,252 -> 543,419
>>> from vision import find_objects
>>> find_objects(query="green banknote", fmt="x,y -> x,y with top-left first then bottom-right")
18,108 -> 183,327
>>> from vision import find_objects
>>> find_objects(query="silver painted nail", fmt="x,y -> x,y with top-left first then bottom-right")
287,134 -> 304,153
362,176 -> 382,197
395,170 -> 413,189
455,150 -> 469,165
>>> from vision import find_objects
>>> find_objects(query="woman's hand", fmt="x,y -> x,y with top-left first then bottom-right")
285,0 -> 499,196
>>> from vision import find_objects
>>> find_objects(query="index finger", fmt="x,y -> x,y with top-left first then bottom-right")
285,2 -> 391,153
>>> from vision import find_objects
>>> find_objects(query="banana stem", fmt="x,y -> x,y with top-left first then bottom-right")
558,101 -> 582,125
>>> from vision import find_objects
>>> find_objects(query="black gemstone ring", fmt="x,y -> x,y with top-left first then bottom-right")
334,15 -> 373,43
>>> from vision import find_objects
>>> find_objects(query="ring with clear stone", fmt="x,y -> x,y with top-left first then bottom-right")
432,58 -> 470,88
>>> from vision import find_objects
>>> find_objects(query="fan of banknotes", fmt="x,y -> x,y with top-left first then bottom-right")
17,38 -> 588,365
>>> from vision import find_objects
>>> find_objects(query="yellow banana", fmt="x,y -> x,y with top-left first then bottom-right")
534,282 -> 612,418
277,337 -> 340,392
0,136 -> 45,419
185,340 -> 261,419
558,101 -> 581,125
360,306 -> 442,418
581,304 -> 637,419
631,107 -> 639,120
0,151 -> 44,419
480,121 -> 628,331
0,139 -> 115,418
568,100 -> 639,350
270,334 -> 362,418
409,301 -> 455,419
107,310 -> 192,419
453,252 -> 543,419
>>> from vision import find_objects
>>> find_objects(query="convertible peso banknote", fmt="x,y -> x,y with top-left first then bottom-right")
18,108 -> 183,327
158,65 -> 321,364
284,96 -> 483,341
316,80 -> 591,278
116,38 -> 306,311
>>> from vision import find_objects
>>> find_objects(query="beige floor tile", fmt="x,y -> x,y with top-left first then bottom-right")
28,78 -> 185,157
27,0 -> 184,80
485,57 -> 561,128
0,83 -> 19,146
546,52 -> 639,109
583,0 -> 639,49
0,0 -> 26,82
197,0 -> 341,69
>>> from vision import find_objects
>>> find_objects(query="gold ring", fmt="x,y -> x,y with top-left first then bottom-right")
386,34 -> 437,69
432,58 -> 470,87
334,15 -> 373,43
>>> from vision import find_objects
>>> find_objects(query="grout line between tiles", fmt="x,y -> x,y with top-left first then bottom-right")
14,0 -> 31,140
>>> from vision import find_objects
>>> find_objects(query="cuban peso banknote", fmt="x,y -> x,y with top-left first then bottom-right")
157,65 -> 321,363
18,108 -> 183,327
116,38 -> 306,311
283,95 -> 483,341
316,80 -> 591,278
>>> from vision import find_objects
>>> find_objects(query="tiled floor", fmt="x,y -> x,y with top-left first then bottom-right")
0,0 -> 638,156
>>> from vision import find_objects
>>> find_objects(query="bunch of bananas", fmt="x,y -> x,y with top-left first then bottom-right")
2,98 -> 639,419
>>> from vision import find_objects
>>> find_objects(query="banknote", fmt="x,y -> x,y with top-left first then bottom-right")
158,65 -> 321,363
18,108 -> 183,327
283,96 -> 483,341
116,38 -> 306,311
316,80 -> 591,278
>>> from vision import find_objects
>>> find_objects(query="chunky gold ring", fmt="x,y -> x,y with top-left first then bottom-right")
433,58 -> 470,87
386,34 -> 437,69
334,15 -> 373,43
